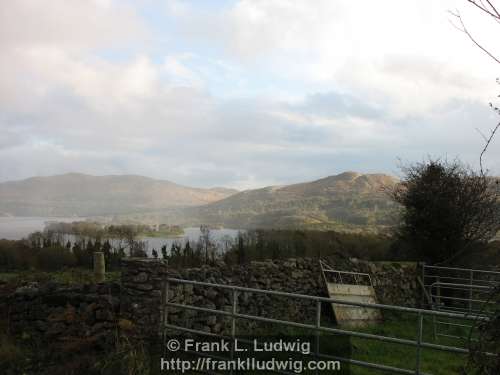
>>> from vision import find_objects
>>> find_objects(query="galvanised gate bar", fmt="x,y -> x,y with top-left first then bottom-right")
161,277 -> 491,375
422,264 -> 500,341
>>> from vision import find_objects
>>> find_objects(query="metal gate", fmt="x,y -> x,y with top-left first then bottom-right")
422,264 -> 500,341
320,260 -> 382,327
162,277 -> 490,375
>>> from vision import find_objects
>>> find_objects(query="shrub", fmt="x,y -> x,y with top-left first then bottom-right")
0,239 -> 36,270
391,159 -> 500,264
36,246 -> 76,271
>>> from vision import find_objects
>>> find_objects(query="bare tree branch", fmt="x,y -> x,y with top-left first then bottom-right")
479,122 -> 500,175
449,10 -> 500,64
466,0 -> 500,20
475,127 -> 489,142
485,0 -> 500,18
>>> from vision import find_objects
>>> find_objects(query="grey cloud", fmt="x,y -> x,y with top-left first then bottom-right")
0,1 -> 148,50
380,55 -> 480,92
0,1 -> 498,188
297,91 -> 384,120
1,79 -> 498,188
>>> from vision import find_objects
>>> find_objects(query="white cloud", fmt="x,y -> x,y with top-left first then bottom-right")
0,0 -> 146,50
163,55 -> 204,88
0,0 -> 151,112
170,0 -> 499,115
0,0 -> 499,188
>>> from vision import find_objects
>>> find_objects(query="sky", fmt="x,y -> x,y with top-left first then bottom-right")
0,0 -> 499,189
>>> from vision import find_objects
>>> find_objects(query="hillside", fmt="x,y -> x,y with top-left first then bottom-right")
0,173 -> 238,217
187,172 -> 400,231
0,171 -> 401,231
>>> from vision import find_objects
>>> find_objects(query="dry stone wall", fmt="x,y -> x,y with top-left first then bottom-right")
6,256 -> 421,344
120,258 -> 168,338
163,257 -> 421,335
6,281 -> 120,368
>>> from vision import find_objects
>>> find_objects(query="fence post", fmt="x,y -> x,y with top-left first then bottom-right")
436,276 -> 441,308
164,281 -> 170,332
315,300 -> 322,375
93,252 -> 105,283
183,283 -> 188,329
420,263 -> 426,308
469,270 -> 473,313
415,312 -> 424,375
230,288 -> 238,375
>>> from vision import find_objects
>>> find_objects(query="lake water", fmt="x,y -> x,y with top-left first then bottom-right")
0,217 -> 78,240
140,227 -> 242,255
0,217 -> 243,255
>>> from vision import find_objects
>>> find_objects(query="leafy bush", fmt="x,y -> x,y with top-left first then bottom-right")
0,334 -> 27,375
390,159 -> 500,264
223,229 -> 394,265
36,246 -> 76,271
0,239 -> 36,270
465,286 -> 500,374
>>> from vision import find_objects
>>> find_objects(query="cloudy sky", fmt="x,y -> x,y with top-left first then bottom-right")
1,0 -> 499,189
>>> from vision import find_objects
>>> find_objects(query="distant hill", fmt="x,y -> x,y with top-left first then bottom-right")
0,171 -> 401,231
0,173 -> 238,217
187,172 -> 400,231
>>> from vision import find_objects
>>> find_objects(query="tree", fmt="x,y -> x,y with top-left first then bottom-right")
453,4 -> 500,371
451,1 -> 500,176
183,241 -> 193,265
36,246 -> 76,271
450,1 -> 500,65
130,240 -> 148,258
237,233 -> 246,264
391,159 -> 500,264
199,225 -> 212,264
170,242 -> 181,259
102,239 -> 112,258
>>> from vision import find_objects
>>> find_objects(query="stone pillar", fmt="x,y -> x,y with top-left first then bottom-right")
93,252 -> 105,283
120,258 -> 168,339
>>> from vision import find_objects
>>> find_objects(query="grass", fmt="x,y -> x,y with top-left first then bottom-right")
139,232 -> 181,238
164,311 -> 471,375
0,268 -> 121,285
323,312 -> 470,375
139,227 -> 185,238
230,311 -> 471,374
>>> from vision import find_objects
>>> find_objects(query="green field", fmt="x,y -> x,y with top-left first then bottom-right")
139,227 -> 185,238
346,314 -> 468,374
242,313 -> 470,374
0,269 -> 121,285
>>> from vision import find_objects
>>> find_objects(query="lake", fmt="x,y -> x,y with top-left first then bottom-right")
0,217 -> 243,256
0,217 -> 78,240
140,227 -> 243,255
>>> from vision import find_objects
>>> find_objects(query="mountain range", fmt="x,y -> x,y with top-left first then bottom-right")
0,172 -> 400,231
0,173 -> 237,217
187,172 -> 399,231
